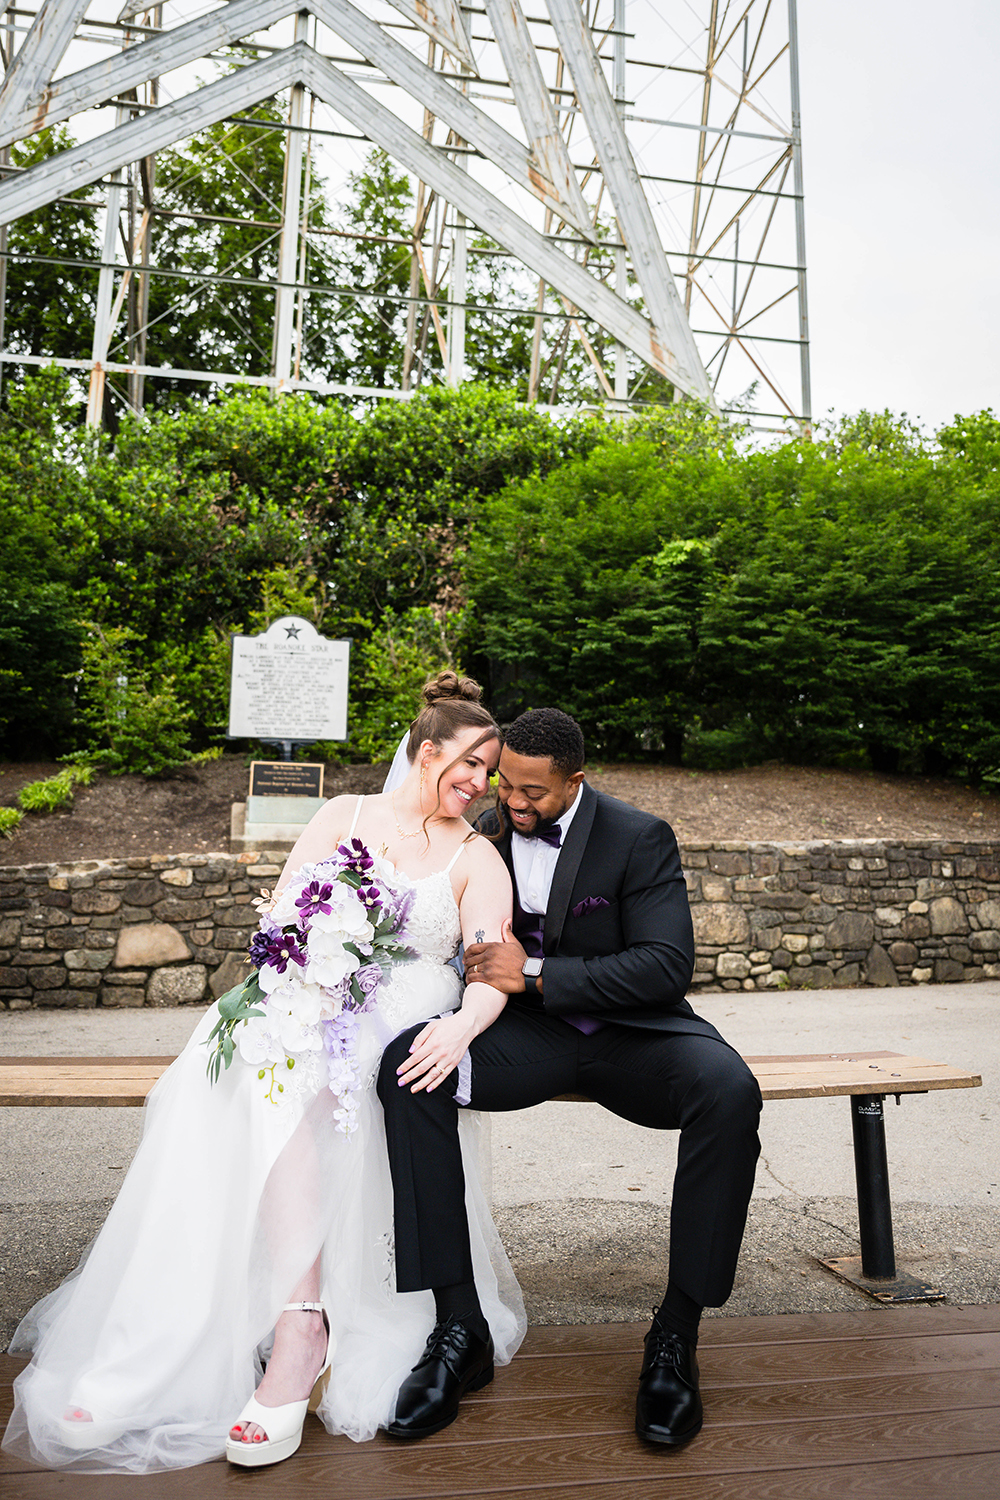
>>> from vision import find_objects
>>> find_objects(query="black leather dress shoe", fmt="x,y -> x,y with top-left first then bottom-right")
635,1325 -> 703,1447
386,1318 -> 495,1439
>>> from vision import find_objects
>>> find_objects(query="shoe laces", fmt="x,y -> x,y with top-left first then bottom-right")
645,1324 -> 689,1369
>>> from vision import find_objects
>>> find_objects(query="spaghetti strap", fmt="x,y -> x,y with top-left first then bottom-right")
348,795 -> 364,838
443,833 -> 475,875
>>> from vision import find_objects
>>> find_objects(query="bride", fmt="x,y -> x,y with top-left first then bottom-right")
3,673 -> 525,1474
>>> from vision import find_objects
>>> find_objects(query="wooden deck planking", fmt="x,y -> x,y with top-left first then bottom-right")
3,1307 -> 998,1499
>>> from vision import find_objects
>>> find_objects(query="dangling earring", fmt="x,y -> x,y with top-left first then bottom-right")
419,764 -> 427,796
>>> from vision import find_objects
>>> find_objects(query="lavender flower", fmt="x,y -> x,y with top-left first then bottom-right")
345,962 -> 383,1012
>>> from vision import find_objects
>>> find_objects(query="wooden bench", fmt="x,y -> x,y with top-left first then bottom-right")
0,1050 -> 982,1304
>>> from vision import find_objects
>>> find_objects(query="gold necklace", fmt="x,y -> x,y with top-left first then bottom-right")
391,789 -> 423,839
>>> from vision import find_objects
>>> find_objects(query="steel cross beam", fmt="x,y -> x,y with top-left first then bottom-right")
0,0 -> 293,151
0,0 -> 92,133
298,48 -> 689,389
0,0 -> 595,239
483,0 -> 593,240
383,0 -> 476,72
545,0 -> 713,404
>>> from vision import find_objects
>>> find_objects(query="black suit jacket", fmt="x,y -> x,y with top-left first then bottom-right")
478,781 -> 721,1040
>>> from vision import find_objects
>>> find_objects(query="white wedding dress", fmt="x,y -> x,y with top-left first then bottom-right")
3,809 -> 525,1474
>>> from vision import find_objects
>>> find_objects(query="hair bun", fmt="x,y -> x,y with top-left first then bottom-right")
421,670 -> 482,706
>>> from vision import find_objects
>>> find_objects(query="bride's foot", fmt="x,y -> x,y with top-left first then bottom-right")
229,1306 -> 330,1452
58,1404 -> 126,1450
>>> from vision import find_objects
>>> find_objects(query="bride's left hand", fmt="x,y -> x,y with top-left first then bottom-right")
396,1012 -> 476,1092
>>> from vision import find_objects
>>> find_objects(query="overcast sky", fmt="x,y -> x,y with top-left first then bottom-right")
797,0 -> 1000,434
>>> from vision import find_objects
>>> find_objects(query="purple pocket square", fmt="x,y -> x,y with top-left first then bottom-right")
572,896 -> 611,919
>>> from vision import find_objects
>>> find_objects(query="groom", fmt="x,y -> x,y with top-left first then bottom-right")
377,708 -> 762,1448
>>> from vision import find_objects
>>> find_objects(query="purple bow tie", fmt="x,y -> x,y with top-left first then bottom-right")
533,824 -> 562,849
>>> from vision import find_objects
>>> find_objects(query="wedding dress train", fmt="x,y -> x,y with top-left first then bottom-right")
3,832 -> 525,1473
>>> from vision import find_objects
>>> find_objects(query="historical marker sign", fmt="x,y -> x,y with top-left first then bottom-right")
228,617 -> 350,742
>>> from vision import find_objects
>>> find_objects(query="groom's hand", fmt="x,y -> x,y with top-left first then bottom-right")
465,921 -> 532,993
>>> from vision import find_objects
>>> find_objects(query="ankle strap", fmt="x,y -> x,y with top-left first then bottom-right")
283,1301 -> 324,1314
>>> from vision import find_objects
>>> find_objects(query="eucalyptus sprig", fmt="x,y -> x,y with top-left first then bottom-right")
205,972 -> 266,1084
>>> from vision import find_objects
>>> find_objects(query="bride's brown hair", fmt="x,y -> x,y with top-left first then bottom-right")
404,673 -> 500,835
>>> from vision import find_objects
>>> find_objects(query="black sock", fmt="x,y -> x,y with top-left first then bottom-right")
433,1281 -> 488,1342
653,1282 -> 702,1347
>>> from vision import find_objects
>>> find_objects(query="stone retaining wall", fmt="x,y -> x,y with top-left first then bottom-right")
1,839 -> 998,1008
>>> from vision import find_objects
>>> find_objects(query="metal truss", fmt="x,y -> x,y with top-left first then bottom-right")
0,0 -> 810,428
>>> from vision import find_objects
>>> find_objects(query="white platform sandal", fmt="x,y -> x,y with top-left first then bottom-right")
226,1302 -> 332,1469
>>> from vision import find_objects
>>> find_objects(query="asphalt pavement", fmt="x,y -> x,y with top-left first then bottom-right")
2,982 -> 996,1342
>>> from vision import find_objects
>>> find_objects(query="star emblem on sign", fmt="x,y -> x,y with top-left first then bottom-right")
284,624 -> 301,639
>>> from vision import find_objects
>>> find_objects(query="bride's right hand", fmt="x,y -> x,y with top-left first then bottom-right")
395,1011 -> 477,1092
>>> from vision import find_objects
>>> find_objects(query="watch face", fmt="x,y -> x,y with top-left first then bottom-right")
522,957 -> 544,977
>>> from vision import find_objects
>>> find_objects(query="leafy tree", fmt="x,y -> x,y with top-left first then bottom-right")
1,127 -> 100,411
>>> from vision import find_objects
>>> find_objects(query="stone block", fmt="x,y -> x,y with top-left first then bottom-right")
782,934 -> 809,953
701,877 -> 732,902
0,965 -> 27,987
70,889 -> 121,915
40,891 -> 71,908
114,923 -> 190,967
772,949 -> 793,969
916,878 -> 949,901
214,929 -> 253,951
888,941 -> 919,967
152,897 -> 215,923
863,943 -> 899,987
44,929 -> 79,950
691,903 -> 750,947
970,930 -> 1000,952
949,945 -> 972,964
716,953 -> 751,979
64,948 -> 114,971
37,989 -> 98,1008
789,965 -> 834,988
929,897 -> 968,936
103,970 -> 149,984
875,907 -> 905,926
0,918 -> 21,946
934,959 -> 965,983
85,930 -> 117,950
120,879 -> 160,907
901,914 -> 931,940
147,964 -> 208,1007
100,985 -> 146,1008
826,910 -> 875,950
833,963 -> 861,987
160,867 -> 193,887
974,899 -> 1000,929
210,952 -> 252,999
708,851 -> 750,876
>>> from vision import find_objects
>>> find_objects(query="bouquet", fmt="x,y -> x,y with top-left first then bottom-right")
205,839 -> 413,1134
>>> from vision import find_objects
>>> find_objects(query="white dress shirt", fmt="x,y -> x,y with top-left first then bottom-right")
511,784 -> 583,915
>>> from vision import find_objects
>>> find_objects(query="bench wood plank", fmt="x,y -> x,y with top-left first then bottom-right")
0,1051 -> 981,1108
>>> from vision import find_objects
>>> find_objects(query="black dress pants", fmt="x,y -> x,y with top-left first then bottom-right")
377,1004 -> 762,1309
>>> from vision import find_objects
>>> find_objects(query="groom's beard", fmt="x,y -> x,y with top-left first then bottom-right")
498,799 -> 562,839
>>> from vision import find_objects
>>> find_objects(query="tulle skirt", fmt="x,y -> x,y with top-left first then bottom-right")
3,959 -> 525,1473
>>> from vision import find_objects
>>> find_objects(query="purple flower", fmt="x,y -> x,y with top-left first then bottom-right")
295,879 -> 337,919
336,838 -> 374,876
382,885 -> 414,932
251,926 -> 307,974
357,883 -> 382,911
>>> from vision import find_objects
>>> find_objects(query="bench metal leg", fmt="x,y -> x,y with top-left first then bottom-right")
817,1093 -> 945,1304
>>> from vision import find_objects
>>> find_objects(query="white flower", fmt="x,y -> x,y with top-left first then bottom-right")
236,1014 -> 283,1067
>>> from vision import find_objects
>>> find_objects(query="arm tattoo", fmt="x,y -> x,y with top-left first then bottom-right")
474,929 -> 485,943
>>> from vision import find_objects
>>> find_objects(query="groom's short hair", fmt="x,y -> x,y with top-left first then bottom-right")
504,708 -> 585,778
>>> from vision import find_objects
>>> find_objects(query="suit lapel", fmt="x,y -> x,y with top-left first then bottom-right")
544,781 -> 597,955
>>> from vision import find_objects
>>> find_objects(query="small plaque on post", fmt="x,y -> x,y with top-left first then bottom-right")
249,762 -> 325,799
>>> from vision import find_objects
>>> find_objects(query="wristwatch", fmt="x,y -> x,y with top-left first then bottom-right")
521,956 -> 544,993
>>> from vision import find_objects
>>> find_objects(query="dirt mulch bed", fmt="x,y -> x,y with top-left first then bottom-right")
1,756 -> 996,868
